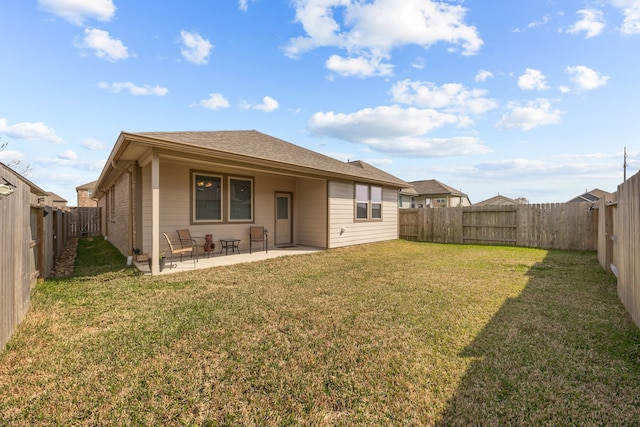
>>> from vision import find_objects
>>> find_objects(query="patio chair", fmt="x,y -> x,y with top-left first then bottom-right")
177,228 -> 206,257
163,232 -> 197,269
249,226 -> 268,254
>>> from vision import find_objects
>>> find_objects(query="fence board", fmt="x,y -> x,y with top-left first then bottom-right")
399,202 -> 597,250
615,171 -> 640,327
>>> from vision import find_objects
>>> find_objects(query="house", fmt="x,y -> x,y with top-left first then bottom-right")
567,189 -> 612,204
474,195 -> 521,206
404,179 -> 471,208
46,192 -> 68,210
399,186 -> 419,208
93,130 -> 408,274
76,180 -> 98,207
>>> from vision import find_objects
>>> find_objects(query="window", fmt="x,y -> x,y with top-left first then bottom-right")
371,186 -> 382,219
229,177 -> 253,221
355,183 -> 383,221
355,183 -> 369,220
193,173 -> 222,222
192,172 -> 254,223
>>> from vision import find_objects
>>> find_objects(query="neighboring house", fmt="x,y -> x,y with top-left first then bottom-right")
93,130 -> 408,274
399,186 -> 419,208
46,192 -> 68,210
567,189 -> 612,204
474,195 -> 521,207
406,179 -> 471,208
76,180 -> 98,207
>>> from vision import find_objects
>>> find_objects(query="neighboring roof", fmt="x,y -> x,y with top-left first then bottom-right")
399,187 -> 419,196
474,195 -> 521,206
346,160 -> 406,185
567,188 -> 612,203
96,130 -> 408,195
47,192 -> 67,203
408,179 -> 468,197
76,180 -> 97,191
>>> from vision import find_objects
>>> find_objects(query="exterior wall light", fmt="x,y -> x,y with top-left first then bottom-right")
0,183 -> 14,198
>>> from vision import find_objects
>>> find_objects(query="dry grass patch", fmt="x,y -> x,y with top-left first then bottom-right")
1,238 -> 639,426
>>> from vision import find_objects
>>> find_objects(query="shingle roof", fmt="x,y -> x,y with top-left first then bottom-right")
567,188 -> 612,203
129,130 -> 407,187
75,180 -> 97,191
408,179 -> 468,197
474,195 -> 521,206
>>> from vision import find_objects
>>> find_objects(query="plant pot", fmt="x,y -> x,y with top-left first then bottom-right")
148,257 -> 166,272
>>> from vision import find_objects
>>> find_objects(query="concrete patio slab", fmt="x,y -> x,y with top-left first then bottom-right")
135,246 -> 323,275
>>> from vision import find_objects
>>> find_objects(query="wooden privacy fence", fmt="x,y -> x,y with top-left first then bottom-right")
68,207 -> 101,237
399,203 -> 597,250
598,170 -> 640,328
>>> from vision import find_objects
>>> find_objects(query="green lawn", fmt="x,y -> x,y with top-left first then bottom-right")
1,237 -> 639,426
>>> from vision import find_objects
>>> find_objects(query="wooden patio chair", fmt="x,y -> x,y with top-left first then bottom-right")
249,226 -> 268,254
163,232 -> 197,269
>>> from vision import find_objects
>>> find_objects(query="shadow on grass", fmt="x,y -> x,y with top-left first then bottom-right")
437,250 -> 640,426
72,236 -> 135,277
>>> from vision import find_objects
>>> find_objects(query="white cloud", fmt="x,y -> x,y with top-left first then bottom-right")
518,68 -> 549,90
81,138 -> 106,150
527,14 -> 551,29
308,105 -> 490,157
475,70 -> 493,82
566,65 -> 609,90
38,0 -> 115,26
241,96 -> 280,112
610,0 -> 640,34
238,0 -> 255,11
0,118 -> 63,144
58,150 -> 78,160
36,157 -> 105,171
180,31 -> 213,65
284,0 -> 482,76
475,153 -> 624,179
567,8 -> 606,38
495,99 -> 564,131
199,93 -> 230,110
98,81 -> 168,96
326,54 -> 393,77
391,79 -> 497,115
75,28 -> 129,61
363,158 -> 393,167
0,150 -> 26,163
411,57 -> 426,70
253,96 -> 280,112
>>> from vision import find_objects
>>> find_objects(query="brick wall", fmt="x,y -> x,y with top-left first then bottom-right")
77,189 -> 97,207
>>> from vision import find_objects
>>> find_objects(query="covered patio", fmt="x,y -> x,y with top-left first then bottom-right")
134,245 -> 323,275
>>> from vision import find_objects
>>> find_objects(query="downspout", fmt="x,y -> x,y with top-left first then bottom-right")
111,160 -> 134,256
95,185 -> 108,238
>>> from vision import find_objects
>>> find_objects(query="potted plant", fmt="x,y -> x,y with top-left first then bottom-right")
147,249 -> 167,272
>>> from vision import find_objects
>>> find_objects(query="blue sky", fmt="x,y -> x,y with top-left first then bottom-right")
1,0 -> 639,205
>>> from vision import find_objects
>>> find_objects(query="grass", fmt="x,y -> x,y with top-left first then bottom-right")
1,237 -> 639,426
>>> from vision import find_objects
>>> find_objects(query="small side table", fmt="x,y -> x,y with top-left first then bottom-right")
219,238 -> 241,255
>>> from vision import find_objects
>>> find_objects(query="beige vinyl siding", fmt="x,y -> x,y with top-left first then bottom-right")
295,178 -> 327,248
141,160 -> 302,255
328,181 -> 398,248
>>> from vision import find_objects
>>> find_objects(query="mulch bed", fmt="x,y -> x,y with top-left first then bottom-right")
50,237 -> 78,278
